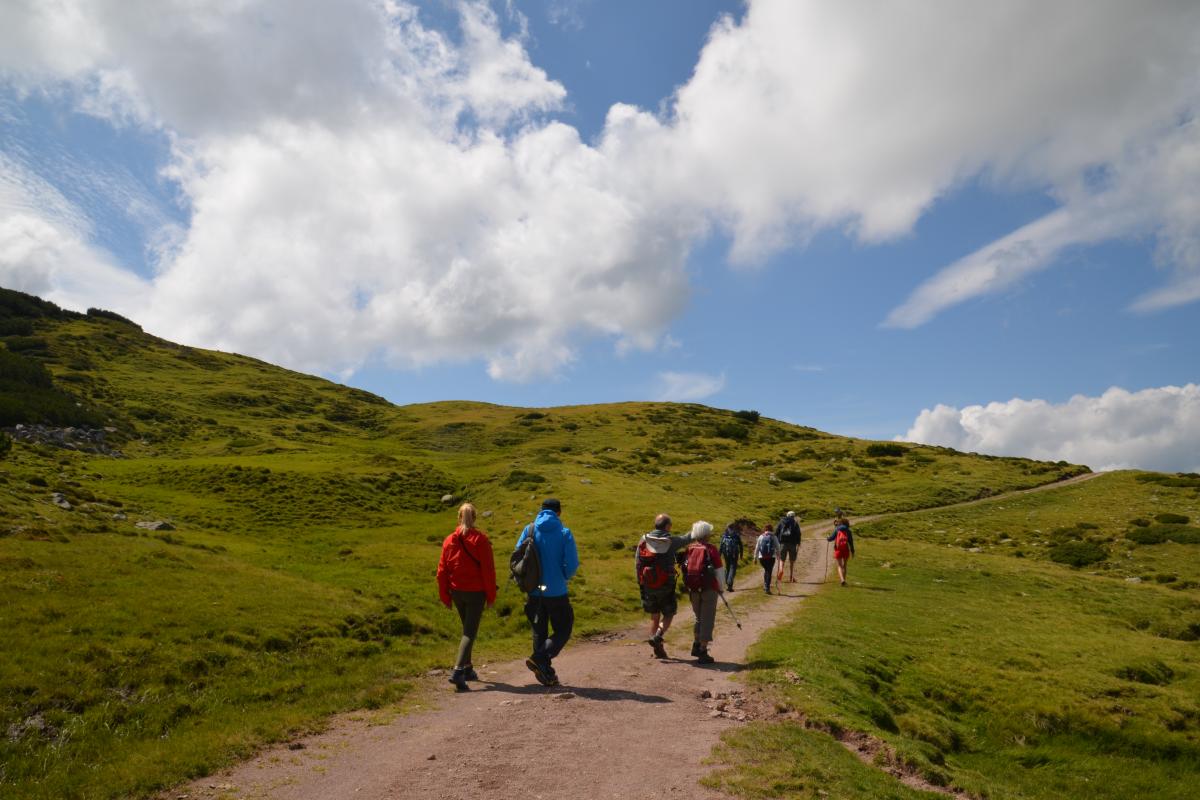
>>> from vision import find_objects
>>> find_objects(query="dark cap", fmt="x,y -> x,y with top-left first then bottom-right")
541,498 -> 561,513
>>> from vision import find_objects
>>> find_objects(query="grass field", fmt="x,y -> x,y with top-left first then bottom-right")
1,289 -> 1097,798
710,471 -> 1200,799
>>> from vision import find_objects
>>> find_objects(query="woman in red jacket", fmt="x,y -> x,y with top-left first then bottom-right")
437,502 -> 497,692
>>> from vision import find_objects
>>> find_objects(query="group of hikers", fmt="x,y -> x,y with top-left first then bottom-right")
435,498 -> 855,692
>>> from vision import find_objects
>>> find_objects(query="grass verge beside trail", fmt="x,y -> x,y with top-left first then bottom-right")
711,539 -> 1200,800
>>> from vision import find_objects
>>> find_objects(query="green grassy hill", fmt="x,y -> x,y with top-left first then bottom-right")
0,286 -> 1099,799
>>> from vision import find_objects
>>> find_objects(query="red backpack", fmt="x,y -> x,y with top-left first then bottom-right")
683,543 -> 713,590
636,542 -> 674,589
834,529 -> 849,552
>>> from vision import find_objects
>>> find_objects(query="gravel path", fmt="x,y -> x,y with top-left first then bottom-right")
174,539 -> 830,800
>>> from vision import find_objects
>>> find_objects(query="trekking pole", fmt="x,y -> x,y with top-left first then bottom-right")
718,591 -> 742,629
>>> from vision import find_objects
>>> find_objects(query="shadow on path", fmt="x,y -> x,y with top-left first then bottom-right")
478,681 -> 671,704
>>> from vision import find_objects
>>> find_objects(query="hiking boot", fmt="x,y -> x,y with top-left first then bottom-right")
463,666 -> 480,681
525,657 -> 552,686
696,648 -> 715,665
690,641 -> 702,657
449,668 -> 470,692
544,668 -> 561,687
649,636 -> 668,660
727,585 -> 735,592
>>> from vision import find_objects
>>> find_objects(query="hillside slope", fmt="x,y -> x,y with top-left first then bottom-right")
0,286 -> 1090,798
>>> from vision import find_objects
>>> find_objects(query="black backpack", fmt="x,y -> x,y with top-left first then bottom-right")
510,523 -> 542,593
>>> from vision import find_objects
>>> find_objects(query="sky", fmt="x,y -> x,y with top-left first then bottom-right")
1,0 -> 1198,472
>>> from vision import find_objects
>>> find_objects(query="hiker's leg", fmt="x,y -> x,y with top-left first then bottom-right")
725,558 -> 738,589
648,612 -> 662,638
452,590 -> 486,669
660,612 -> 674,635
697,590 -> 717,644
689,590 -> 703,642
524,595 -> 549,661
836,558 -> 847,584
543,595 -> 574,659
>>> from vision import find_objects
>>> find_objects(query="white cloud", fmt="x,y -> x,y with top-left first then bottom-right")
656,371 -> 726,402
2,0 -> 1200,382
900,385 -> 1200,472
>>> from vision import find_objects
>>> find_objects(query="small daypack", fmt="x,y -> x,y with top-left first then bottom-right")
683,543 -> 713,591
719,529 -> 741,557
636,541 -> 674,589
759,534 -> 776,559
510,524 -> 542,592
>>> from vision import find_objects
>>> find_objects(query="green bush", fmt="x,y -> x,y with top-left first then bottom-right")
776,469 -> 812,483
733,409 -> 760,424
712,422 -> 749,441
1155,512 -> 1190,525
1115,660 -> 1175,686
1047,540 -> 1108,567
866,442 -> 908,457
503,469 -> 546,488
1127,525 -> 1200,545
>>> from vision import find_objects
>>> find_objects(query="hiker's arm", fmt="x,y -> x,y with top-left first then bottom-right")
436,539 -> 452,607
480,536 -> 497,606
563,528 -> 580,581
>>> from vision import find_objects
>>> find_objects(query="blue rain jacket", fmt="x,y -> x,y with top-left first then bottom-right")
515,509 -> 579,597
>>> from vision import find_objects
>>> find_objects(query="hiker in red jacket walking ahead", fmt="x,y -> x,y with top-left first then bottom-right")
437,502 -> 497,692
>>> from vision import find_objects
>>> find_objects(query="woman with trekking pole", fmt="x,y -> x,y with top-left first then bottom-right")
437,502 -> 497,691
827,514 -> 855,587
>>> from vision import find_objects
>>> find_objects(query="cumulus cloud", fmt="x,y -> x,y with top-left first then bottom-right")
2,0 -> 1199,381
900,385 -> 1200,472
656,371 -> 726,402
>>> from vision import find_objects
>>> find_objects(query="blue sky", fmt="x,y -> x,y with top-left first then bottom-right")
1,1 -> 1198,470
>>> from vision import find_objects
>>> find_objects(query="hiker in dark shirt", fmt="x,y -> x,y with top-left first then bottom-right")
754,523 -> 781,594
634,513 -> 700,659
775,510 -> 802,583
718,521 -> 745,592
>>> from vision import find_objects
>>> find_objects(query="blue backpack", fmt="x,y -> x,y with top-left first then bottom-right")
719,529 -> 741,557
759,534 -> 777,559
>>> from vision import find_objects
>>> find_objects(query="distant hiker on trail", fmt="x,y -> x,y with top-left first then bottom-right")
718,521 -> 746,592
754,523 -> 781,594
775,510 -> 802,583
437,502 -> 497,692
683,521 -> 724,664
515,498 -> 579,686
827,515 -> 855,586
635,513 -> 701,659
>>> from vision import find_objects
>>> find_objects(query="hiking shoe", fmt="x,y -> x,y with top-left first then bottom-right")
696,650 -> 715,665
464,666 -> 480,681
545,668 -> 561,687
525,657 -> 552,686
448,668 -> 470,693
650,637 -> 668,660
690,641 -> 702,657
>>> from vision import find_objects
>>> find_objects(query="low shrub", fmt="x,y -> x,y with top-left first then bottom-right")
733,409 -> 760,424
1155,512 -> 1190,525
866,442 -> 908,457
1115,660 -> 1175,686
776,469 -> 812,483
1047,540 -> 1107,567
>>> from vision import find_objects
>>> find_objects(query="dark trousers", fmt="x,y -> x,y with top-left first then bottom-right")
761,558 -> 775,590
525,594 -> 574,667
451,590 -> 486,668
725,557 -> 738,589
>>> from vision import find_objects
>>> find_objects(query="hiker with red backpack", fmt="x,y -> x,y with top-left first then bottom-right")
683,521 -> 724,664
827,515 -> 855,586
635,513 -> 702,659
754,523 -> 781,594
436,502 -> 498,692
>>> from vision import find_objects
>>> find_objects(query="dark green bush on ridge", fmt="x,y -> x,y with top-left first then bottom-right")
1048,540 -> 1108,567
867,442 -> 908,457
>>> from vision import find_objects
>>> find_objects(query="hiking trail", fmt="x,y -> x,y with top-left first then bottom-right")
171,474 -> 1100,800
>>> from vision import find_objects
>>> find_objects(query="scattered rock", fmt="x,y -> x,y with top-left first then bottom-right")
709,710 -> 723,719
135,520 -> 175,531
441,494 -> 458,505
2,424 -> 124,457
554,692 -> 575,700
427,754 -> 436,760
51,493 -> 72,510
699,689 -> 713,699
287,742 -> 305,751
579,478 -> 592,485
482,510 -> 493,518
112,512 -> 127,521
1125,577 -> 1142,583
967,547 -> 983,553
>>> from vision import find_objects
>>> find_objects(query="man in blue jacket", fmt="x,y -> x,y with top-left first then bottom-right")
515,498 -> 580,686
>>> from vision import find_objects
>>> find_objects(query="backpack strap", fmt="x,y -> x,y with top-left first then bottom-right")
457,527 -> 481,567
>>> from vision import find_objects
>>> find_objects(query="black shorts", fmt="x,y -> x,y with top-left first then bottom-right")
640,583 -> 678,616
780,541 -> 799,561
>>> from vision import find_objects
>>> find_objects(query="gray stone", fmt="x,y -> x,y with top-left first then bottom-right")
135,520 -> 175,531
441,494 -> 457,505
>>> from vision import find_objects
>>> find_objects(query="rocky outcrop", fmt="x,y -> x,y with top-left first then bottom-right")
2,424 -> 124,457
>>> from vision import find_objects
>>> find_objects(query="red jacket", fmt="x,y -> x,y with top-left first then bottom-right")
437,527 -> 497,606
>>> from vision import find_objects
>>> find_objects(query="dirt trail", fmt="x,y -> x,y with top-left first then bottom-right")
176,541 -> 828,800
173,474 -> 1099,800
